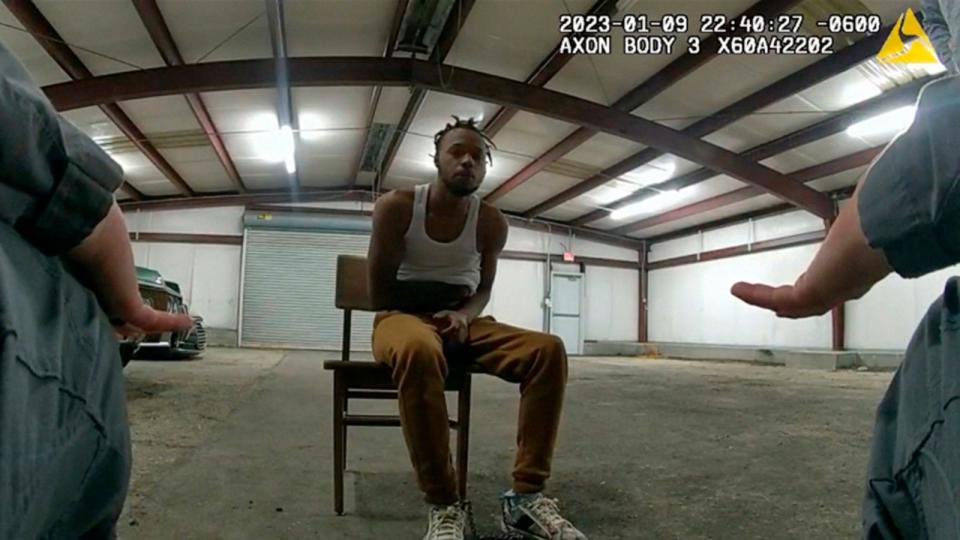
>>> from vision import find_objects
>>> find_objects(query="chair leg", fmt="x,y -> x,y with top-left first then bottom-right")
333,371 -> 346,516
456,374 -> 472,502
341,396 -> 348,473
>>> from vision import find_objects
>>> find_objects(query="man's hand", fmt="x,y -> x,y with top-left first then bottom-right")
111,302 -> 193,339
67,201 -> 193,339
433,310 -> 469,346
729,177 -> 891,319
731,272 -> 837,319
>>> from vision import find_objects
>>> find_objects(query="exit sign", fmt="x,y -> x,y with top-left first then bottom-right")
562,251 -> 575,262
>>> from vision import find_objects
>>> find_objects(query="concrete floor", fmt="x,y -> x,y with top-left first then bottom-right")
117,348 -> 893,539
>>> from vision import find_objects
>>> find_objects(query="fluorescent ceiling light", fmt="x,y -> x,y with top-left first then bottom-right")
846,105 -> 917,138
249,113 -> 282,162
610,189 -> 685,220
597,160 -> 677,205
248,113 -> 296,172
622,160 -> 676,187
592,181 -> 641,205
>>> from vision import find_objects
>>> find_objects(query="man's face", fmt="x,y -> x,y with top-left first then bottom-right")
435,127 -> 487,196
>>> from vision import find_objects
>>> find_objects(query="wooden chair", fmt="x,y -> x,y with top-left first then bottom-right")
323,255 -> 477,515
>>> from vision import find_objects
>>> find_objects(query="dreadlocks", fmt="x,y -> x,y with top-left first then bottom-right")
433,115 -> 496,166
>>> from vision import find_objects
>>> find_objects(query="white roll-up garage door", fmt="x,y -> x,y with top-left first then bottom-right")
240,228 -> 374,350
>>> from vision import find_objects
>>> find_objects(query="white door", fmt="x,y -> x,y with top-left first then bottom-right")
550,272 -> 583,355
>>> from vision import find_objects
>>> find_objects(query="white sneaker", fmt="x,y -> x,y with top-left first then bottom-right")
423,502 -> 466,540
500,492 -> 587,540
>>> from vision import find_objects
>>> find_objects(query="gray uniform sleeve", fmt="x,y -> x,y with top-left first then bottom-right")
0,43 -> 123,255
857,76 -> 960,278
921,0 -> 959,73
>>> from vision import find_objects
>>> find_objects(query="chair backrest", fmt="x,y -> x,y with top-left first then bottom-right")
336,255 -> 376,312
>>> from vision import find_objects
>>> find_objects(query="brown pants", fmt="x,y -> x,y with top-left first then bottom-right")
372,311 -> 568,505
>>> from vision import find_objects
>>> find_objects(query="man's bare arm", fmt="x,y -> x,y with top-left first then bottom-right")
731,173 -> 892,317
367,192 -> 408,310
456,206 -> 508,322
68,202 -> 193,335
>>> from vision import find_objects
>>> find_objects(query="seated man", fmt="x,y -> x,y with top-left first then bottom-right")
367,117 -> 587,540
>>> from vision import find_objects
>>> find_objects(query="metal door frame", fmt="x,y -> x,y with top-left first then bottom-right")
548,270 -> 585,355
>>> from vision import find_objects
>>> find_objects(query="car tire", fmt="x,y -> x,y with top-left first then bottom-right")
119,342 -> 136,368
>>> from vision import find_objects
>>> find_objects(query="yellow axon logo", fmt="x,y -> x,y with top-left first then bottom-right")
877,8 -> 939,64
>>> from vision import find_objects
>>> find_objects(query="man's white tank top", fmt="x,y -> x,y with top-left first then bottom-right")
396,183 -> 482,294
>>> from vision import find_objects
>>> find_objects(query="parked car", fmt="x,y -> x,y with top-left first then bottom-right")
121,266 -> 206,364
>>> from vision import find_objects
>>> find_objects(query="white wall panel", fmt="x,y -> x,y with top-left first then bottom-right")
132,242 -> 241,331
846,265 -> 960,350
485,259 -> 545,332
752,211 -> 824,242
585,266 -> 638,341
189,246 -> 242,332
649,229 -> 960,352
131,242 -> 149,262
648,244 -> 831,348
703,222 -> 750,252
125,206 -> 245,235
123,203 -> 373,235
648,210 -> 825,263
648,235 -> 699,263
505,227 -> 638,262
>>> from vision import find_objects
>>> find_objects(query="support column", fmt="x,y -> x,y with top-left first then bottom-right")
638,242 -> 648,343
832,303 -> 845,351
